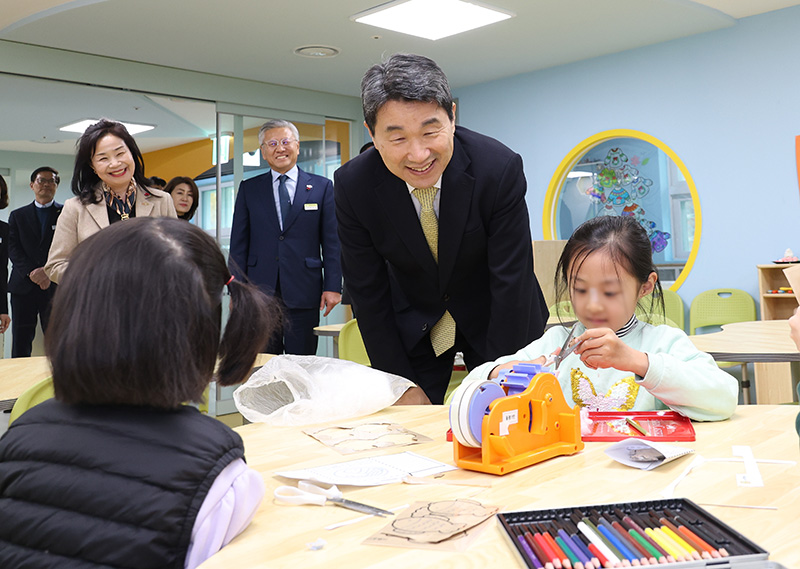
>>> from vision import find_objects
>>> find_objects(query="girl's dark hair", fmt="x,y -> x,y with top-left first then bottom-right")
164,176 -> 200,220
554,215 -> 664,322
71,118 -> 149,205
46,217 -> 280,408
0,173 -> 8,209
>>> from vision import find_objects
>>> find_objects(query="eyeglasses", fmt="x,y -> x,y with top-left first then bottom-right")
35,177 -> 59,185
262,138 -> 296,148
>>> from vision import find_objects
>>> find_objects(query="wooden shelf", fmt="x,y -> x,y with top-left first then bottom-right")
758,264 -> 799,320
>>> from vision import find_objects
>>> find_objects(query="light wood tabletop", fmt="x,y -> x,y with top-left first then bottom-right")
689,320 -> 800,362
199,404 -> 800,569
690,320 -> 799,404
0,356 -> 51,403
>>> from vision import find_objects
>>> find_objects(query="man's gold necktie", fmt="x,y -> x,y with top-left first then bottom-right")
413,186 -> 456,356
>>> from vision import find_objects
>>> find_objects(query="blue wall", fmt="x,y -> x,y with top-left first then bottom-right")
454,6 -> 800,312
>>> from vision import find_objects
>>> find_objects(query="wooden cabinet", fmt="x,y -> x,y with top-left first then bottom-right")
757,264 -> 798,320
755,264 -> 799,404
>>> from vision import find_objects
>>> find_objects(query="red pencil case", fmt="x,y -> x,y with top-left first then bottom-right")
583,410 -> 696,442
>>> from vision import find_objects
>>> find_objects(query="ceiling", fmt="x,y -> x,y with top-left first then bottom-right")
1,0 -> 799,155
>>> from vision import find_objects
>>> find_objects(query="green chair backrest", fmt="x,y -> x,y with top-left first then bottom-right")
661,289 -> 685,331
549,300 -> 577,321
338,319 -> 371,367
8,376 -> 55,426
689,288 -> 757,335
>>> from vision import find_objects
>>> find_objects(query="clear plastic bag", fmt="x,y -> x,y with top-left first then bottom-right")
233,355 -> 415,426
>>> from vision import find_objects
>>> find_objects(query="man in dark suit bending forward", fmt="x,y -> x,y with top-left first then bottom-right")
334,54 -> 549,404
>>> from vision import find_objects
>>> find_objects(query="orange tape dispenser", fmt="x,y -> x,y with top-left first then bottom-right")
449,364 -> 584,475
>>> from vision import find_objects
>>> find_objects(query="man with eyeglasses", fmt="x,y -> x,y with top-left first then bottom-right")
230,119 -> 341,355
7,167 -> 63,357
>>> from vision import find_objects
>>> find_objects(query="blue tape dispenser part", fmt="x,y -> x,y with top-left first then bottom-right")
449,380 -> 506,448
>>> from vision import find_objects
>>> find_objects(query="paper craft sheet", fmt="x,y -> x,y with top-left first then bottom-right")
363,499 -> 499,551
304,422 -> 432,454
275,451 -> 456,486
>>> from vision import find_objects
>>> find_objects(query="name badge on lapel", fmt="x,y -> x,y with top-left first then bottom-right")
304,203 -> 319,211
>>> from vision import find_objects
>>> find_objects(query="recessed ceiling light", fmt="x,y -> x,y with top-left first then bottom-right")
294,45 -> 340,58
352,0 -> 513,41
59,119 -> 155,135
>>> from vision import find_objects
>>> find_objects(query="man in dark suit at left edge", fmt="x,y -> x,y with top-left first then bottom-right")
8,167 -> 63,357
229,120 -> 342,355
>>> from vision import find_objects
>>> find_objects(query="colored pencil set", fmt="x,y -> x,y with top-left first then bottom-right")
499,499 -> 768,568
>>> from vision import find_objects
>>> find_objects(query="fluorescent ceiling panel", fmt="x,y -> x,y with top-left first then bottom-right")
60,119 -> 155,135
353,0 -> 513,41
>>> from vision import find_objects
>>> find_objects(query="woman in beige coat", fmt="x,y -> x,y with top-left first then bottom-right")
45,119 -> 177,283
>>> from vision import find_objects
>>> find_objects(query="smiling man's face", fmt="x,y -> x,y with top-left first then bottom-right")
369,100 -> 455,189
260,127 -> 299,174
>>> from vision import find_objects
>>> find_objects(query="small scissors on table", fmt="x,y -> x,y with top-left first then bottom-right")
543,323 -> 582,370
273,480 -> 394,517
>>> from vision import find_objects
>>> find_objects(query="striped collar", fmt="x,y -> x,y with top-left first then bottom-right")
616,315 -> 639,338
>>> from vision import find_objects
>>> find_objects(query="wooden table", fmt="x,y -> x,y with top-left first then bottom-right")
313,323 -> 346,358
199,405 -> 800,569
0,356 -> 51,404
690,320 -> 800,404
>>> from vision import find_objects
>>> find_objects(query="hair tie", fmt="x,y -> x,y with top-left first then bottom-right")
225,275 -> 235,286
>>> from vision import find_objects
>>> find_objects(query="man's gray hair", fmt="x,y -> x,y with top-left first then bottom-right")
258,119 -> 300,145
361,53 -> 454,134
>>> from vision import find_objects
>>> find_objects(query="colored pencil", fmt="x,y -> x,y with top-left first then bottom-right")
586,515 -> 631,567
577,520 -> 622,568
663,509 -> 731,557
661,512 -> 721,559
563,519 -> 601,568
538,523 -> 573,569
532,523 -> 564,569
596,520 -> 641,566
608,519 -> 654,565
525,524 -> 557,569
658,517 -> 708,559
558,526 -> 595,569
620,515 -> 670,563
627,528 -> 665,565
514,525 -> 545,569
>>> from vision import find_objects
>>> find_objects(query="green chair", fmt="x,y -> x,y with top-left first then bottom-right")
661,289 -> 685,331
637,289 -> 684,331
689,288 -> 757,404
549,300 -> 577,322
338,319 -> 371,367
8,376 -> 55,426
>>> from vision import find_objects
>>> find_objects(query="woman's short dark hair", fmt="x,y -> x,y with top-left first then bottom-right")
71,118 -> 149,205
0,173 -> 8,209
554,215 -> 664,321
46,217 -> 280,408
164,176 -> 200,220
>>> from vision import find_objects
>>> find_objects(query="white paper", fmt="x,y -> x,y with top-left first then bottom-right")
605,437 -> 694,471
275,451 -> 456,486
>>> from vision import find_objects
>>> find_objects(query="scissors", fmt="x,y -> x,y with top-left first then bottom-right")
273,481 -> 394,517
543,323 -> 582,370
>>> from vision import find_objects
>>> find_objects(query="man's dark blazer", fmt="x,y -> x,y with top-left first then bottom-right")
7,201 -> 62,295
229,168 -> 341,309
334,126 -> 549,382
